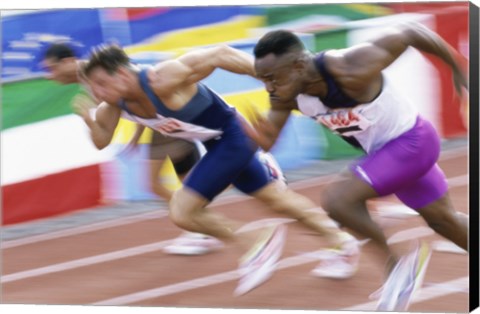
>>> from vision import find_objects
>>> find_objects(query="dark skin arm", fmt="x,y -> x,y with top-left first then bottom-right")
241,100 -> 295,152
326,22 -> 468,102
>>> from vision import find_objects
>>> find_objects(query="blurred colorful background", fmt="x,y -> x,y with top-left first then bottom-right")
1,3 -> 469,225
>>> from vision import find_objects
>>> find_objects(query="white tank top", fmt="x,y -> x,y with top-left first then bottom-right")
296,76 -> 419,153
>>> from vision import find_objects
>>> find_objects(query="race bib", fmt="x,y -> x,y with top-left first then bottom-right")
121,112 -> 223,142
151,118 -> 185,134
313,108 -> 372,136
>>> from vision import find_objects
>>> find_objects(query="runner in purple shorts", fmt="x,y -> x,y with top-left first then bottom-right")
247,23 -> 468,306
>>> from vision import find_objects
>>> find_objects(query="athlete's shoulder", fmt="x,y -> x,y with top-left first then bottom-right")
151,59 -> 192,90
152,58 -> 185,73
320,49 -> 353,78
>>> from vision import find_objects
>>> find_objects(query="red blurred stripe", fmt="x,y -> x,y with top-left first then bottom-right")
2,164 -> 103,225
105,8 -> 170,21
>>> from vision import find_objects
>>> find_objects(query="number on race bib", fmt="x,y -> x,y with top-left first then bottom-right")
155,119 -> 184,134
314,109 -> 372,136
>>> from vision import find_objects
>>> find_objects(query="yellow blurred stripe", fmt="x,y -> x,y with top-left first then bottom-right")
223,89 -> 271,117
125,16 -> 265,56
347,4 -> 393,16
111,118 -> 153,144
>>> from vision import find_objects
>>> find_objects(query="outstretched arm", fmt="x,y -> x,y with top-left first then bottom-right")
343,22 -> 468,95
400,22 -> 468,94
155,45 -> 256,90
180,45 -> 256,80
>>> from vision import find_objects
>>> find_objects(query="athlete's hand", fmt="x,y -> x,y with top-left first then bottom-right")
453,68 -> 468,96
72,94 -> 96,123
452,67 -> 469,129
240,104 -> 277,151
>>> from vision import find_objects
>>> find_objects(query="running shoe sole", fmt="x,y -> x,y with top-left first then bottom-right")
376,242 -> 431,311
234,224 -> 287,296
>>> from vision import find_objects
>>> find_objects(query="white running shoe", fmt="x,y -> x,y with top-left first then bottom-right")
311,233 -> 360,279
234,224 -> 287,296
163,232 -> 224,255
376,242 -> 431,311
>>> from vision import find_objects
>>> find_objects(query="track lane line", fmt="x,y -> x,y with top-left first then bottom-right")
88,225 -> 450,305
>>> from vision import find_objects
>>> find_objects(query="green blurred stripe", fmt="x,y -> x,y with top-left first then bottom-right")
264,4 -> 386,26
313,27 -> 350,51
2,78 -> 82,130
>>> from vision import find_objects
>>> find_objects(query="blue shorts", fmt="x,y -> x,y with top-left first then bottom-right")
183,116 -> 271,201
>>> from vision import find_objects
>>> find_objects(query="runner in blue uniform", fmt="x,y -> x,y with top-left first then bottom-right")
42,42 -> 289,257
42,43 -> 225,256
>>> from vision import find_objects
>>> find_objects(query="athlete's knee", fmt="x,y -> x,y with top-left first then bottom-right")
168,191 -> 193,229
426,212 -> 459,234
169,188 -> 208,229
168,205 -> 188,230
420,205 -> 461,234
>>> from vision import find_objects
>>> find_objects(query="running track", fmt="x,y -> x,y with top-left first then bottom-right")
1,146 -> 469,312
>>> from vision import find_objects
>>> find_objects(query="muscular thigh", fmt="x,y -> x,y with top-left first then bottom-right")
323,170 -> 379,204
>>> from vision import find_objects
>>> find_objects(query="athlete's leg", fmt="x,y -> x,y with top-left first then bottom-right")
395,164 -> 468,251
320,170 -> 395,267
157,139 -> 223,255
417,193 -> 468,250
322,117 -> 448,271
169,187 -> 240,241
389,117 -> 468,251
252,181 -> 353,244
169,126 -> 259,246
149,159 -> 175,201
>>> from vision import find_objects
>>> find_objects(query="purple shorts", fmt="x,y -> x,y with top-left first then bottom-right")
351,116 -> 448,209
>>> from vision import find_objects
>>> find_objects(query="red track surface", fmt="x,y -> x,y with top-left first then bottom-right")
1,147 -> 469,312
